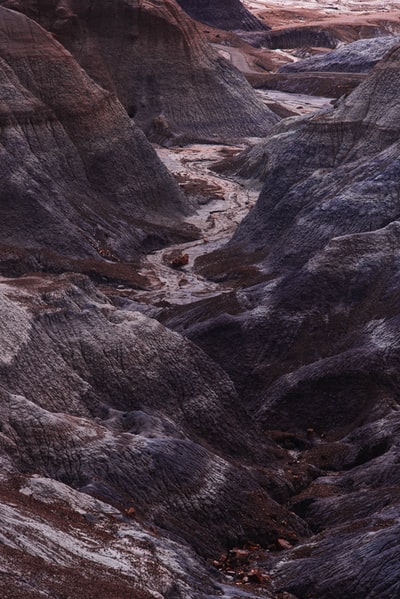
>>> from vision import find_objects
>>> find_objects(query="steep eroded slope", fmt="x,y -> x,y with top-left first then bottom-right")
5,0 -> 279,143
0,5 -> 193,273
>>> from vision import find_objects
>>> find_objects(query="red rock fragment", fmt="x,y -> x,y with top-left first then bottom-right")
170,253 -> 189,268
277,538 -> 292,550
228,548 -> 250,567
247,568 -> 264,584
247,543 -> 261,551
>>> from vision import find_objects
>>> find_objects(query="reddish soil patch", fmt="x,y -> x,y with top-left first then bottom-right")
253,6 -> 400,40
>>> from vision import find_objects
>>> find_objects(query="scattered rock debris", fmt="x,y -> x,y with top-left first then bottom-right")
124,506 -> 136,518
212,545 -> 272,588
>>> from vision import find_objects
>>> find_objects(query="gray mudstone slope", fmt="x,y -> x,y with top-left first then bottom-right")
280,35 -> 400,73
190,45 -> 400,429
161,44 -> 400,599
0,474 -> 230,598
176,0 -> 268,32
0,274 -> 307,568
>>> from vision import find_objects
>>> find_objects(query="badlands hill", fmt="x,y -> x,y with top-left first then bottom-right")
0,5 -> 194,275
170,39 -> 400,598
3,0 -> 278,143
0,272 -> 308,597
2,0 -> 400,598
176,0 -> 268,31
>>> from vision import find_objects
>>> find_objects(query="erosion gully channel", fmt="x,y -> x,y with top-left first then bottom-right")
130,90 -> 332,310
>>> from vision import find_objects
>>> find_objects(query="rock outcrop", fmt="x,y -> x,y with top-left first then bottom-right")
264,26 -> 338,49
5,0 -> 279,144
0,5 -> 194,274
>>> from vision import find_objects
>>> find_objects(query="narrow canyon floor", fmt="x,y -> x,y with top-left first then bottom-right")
136,143 -> 258,307
129,90 -> 332,311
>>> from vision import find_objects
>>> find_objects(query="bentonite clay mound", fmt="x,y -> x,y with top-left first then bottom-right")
5,0 -> 279,144
156,42 -> 400,598
192,43 -> 400,425
280,35 -> 400,73
0,5 -> 197,273
0,272 -> 309,597
176,0 -> 268,32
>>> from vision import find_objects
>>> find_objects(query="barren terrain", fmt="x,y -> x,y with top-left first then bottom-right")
2,0 -> 400,597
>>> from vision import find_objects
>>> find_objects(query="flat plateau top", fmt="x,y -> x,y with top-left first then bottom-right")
245,0 -> 400,10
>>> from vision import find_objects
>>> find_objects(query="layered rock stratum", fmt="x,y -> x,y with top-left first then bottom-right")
4,0 -> 278,144
242,1 -> 400,51
0,4 -> 195,275
280,35 -> 400,73
2,0 -> 400,598
176,0 -> 268,32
